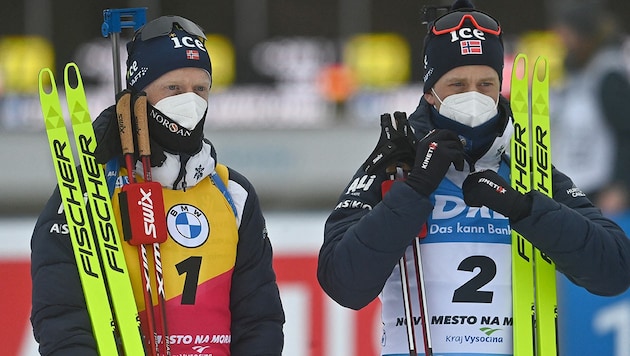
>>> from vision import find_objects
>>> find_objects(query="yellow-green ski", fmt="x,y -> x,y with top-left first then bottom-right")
39,63 -> 145,355
510,54 -> 558,355
531,56 -> 558,356
39,66 -> 119,356
510,53 -> 536,356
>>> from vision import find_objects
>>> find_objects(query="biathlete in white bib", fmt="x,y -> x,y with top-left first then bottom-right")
317,1 -> 630,355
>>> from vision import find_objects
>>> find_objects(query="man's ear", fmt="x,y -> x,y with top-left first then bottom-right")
424,91 -> 437,106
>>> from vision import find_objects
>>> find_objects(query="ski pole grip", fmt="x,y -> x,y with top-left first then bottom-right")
134,93 -> 151,157
116,91 -> 134,155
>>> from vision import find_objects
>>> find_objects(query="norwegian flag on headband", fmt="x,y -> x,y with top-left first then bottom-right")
186,49 -> 200,60
460,40 -> 482,55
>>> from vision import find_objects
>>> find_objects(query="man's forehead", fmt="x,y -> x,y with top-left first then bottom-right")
440,65 -> 499,80
156,68 -> 211,83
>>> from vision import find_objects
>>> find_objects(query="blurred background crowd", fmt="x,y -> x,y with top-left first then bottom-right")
1,0 -> 630,213
2,0 -> 630,215
2,0 -> 630,355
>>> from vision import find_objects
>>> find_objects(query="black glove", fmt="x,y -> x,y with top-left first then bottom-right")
462,170 -> 532,221
93,105 -> 122,164
362,111 -> 418,174
93,90 -> 166,165
405,129 -> 465,196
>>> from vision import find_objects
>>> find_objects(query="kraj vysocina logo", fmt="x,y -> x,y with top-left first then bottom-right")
167,204 -> 210,247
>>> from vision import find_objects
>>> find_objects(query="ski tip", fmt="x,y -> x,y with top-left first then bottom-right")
533,56 -> 549,83
64,62 -> 85,93
64,62 -> 80,74
511,53 -> 528,82
38,67 -> 56,97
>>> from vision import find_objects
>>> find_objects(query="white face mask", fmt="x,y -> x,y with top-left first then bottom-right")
153,92 -> 208,130
432,89 -> 498,128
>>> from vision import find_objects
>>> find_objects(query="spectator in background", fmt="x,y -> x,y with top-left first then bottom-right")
549,1 -> 630,215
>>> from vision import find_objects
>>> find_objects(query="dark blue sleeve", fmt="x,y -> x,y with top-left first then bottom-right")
317,168 -> 434,310
30,187 -> 99,356
513,167 -> 630,296
228,169 -> 285,355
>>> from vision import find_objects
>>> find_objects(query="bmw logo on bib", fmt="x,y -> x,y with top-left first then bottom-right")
167,204 -> 210,248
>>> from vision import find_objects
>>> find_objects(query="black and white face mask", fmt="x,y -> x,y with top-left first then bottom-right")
146,98 -> 207,156
153,92 -> 208,130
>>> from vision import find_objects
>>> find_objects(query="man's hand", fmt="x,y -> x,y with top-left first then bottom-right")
362,111 -> 418,174
405,129 -> 465,197
462,169 -> 532,221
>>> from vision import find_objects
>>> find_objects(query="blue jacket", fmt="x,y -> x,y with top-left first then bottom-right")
30,108 -> 284,356
318,96 -> 630,311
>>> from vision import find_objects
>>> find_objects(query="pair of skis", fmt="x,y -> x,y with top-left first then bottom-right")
40,62 -> 172,355
39,63 -> 145,355
510,54 -> 558,356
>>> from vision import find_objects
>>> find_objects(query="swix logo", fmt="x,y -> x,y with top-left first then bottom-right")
432,194 -> 507,220
345,175 -> 376,195
421,142 -> 437,169
121,181 -> 166,245
478,178 -> 506,194
139,187 -> 157,238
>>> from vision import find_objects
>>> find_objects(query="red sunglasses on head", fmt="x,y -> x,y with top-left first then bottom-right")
431,10 -> 501,36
